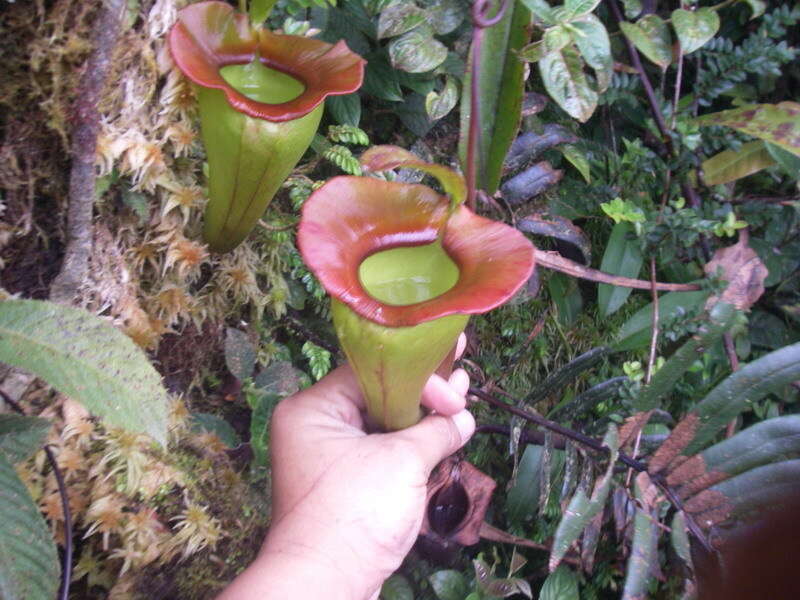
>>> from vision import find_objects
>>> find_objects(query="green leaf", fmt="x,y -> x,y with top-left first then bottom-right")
326,93 -> 362,126
550,425 -> 618,570
671,8 -> 720,54
380,574 -> 414,600
224,327 -> 256,381
701,415 -> 800,479
564,0 -> 601,18
686,342 -> 800,455
741,0 -> 766,19
253,360 -> 301,397
189,413 -> 241,448
635,302 -> 739,411
620,15 -> 672,69
249,392 -> 281,470
539,565 -> 579,600
614,290 -> 710,351
706,459 -> 800,523
571,14 -> 613,92
428,570 -> 469,600
548,272 -> 583,326
598,222 -> 644,317
425,76 -> 459,121
526,346 -> 611,405
622,476 -> 659,600
0,415 -> 50,464
377,3 -> 426,39
522,0 -> 556,26
249,0 -> 277,24
388,27 -> 448,73
670,511 -> 692,567
539,45 -> 598,122
301,341 -> 332,381
765,141 -> 800,179
428,0 -> 464,35
506,445 -> 544,525
0,299 -> 168,446
695,102 -> 800,158
702,140 -> 776,185
560,144 -> 591,182
544,25 -> 573,54
458,0 -> 530,195
363,51 -> 405,102
0,453 -> 60,600
121,190 -> 149,225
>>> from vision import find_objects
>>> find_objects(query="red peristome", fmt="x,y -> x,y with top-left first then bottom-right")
168,1 -> 365,122
298,176 -> 536,328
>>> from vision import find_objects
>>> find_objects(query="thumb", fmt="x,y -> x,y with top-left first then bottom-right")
394,410 -> 476,473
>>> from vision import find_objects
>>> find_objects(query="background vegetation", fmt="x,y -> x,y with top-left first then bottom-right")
0,0 -> 798,598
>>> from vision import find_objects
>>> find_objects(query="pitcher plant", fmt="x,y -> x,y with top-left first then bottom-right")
298,146 -> 535,431
168,0 -> 365,252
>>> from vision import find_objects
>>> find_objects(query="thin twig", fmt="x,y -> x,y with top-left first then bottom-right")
645,258 -> 660,384
671,51 -> 684,131
0,391 -> 73,600
469,387 -> 648,472
50,0 -> 126,304
534,249 -> 701,291
723,332 -> 740,437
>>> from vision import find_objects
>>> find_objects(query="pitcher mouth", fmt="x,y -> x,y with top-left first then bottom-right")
168,1 -> 365,122
297,176 -> 536,328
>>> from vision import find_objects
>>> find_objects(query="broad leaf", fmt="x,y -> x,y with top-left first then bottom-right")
249,0 -> 277,24
517,214 -> 591,264
671,8 -> 720,54
224,327 -> 256,381
571,14 -> 613,92
0,453 -> 60,600
598,222 -> 643,317
620,15 -> 672,69
670,511 -> 693,567
742,0 -> 766,19
459,0 -> 530,194
766,141 -> 800,179
548,272 -> 584,326
550,426 -> 618,570
0,299 -> 169,446
388,27 -> 448,73
635,303 -> 739,411
253,360 -> 302,397
0,415 -> 50,464
700,415 -> 800,479
428,0 -> 464,35
363,51 -> 404,102
614,290 -> 710,351
685,342 -> 800,455
248,391 -> 281,470
622,473 -> 660,600
428,570 -> 469,600
506,445 -> 544,525
695,102 -> 800,158
380,574 -> 414,600
564,0 -> 601,18
327,93 -> 361,126
189,413 -> 241,448
540,45 -> 598,122
523,0 -> 556,26
560,144 -> 591,182
539,565 -> 579,600
702,140 -> 776,185
544,25 -> 573,54
377,3 -> 426,39
425,76 -> 458,121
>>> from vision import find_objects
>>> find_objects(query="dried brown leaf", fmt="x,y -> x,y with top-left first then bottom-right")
635,471 -> 660,509
704,237 -> 769,311
675,471 -> 729,500
684,489 -> 731,516
648,414 -> 701,474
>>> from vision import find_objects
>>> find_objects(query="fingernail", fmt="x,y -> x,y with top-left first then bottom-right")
451,410 -> 475,444
448,369 -> 470,396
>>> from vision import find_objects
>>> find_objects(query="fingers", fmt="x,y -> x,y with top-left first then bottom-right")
420,368 -> 470,415
394,410 -> 476,473
455,332 -> 467,360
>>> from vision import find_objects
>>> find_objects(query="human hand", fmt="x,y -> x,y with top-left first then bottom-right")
218,335 -> 475,600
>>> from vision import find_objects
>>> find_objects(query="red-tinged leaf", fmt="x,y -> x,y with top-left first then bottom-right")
360,145 -> 467,208
704,237 -> 769,311
695,102 -> 800,158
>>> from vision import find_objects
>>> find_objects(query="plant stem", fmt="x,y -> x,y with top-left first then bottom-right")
469,387 -> 649,472
645,257 -> 660,384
